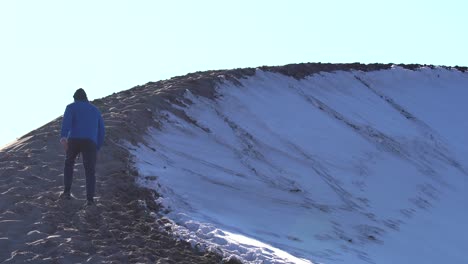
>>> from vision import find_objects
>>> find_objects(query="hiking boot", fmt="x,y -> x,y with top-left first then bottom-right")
59,192 -> 71,200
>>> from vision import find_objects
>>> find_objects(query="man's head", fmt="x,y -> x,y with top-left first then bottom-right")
73,88 -> 88,102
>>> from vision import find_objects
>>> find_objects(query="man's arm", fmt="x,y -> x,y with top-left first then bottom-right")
60,105 -> 72,151
97,113 -> 105,151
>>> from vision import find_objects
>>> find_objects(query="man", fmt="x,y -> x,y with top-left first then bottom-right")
60,88 -> 105,206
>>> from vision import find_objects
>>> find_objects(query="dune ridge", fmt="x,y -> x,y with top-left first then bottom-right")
1,62 -> 466,263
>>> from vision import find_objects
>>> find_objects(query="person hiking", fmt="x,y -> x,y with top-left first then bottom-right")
60,88 -> 105,206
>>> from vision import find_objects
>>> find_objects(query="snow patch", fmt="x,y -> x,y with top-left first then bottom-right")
131,68 -> 468,263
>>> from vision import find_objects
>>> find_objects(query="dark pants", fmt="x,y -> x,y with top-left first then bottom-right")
64,138 -> 97,201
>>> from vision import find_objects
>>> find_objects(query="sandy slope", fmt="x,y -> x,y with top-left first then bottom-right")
0,94 -> 225,263
1,62 -> 466,263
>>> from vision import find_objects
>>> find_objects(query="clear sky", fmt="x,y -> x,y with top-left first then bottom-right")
0,0 -> 466,148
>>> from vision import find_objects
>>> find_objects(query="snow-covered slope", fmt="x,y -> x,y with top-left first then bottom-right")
131,66 -> 468,263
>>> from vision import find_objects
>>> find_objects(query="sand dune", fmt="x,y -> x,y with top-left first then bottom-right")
1,63 -> 466,263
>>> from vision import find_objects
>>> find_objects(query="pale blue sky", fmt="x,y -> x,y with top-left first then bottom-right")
0,0 -> 466,148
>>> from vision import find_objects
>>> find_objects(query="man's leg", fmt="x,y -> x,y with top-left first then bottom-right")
82,139 -> 97,202
63,139 -> 80,194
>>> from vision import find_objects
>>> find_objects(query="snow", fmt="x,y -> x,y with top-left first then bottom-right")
130,67 -> 468,263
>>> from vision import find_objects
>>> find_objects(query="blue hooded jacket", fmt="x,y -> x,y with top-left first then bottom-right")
60,99 -> 105,150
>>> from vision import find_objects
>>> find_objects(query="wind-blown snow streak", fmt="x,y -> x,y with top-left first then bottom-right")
131,66 -> 468,263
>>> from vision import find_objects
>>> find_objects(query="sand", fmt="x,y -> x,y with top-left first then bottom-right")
0,96 -> 225,263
